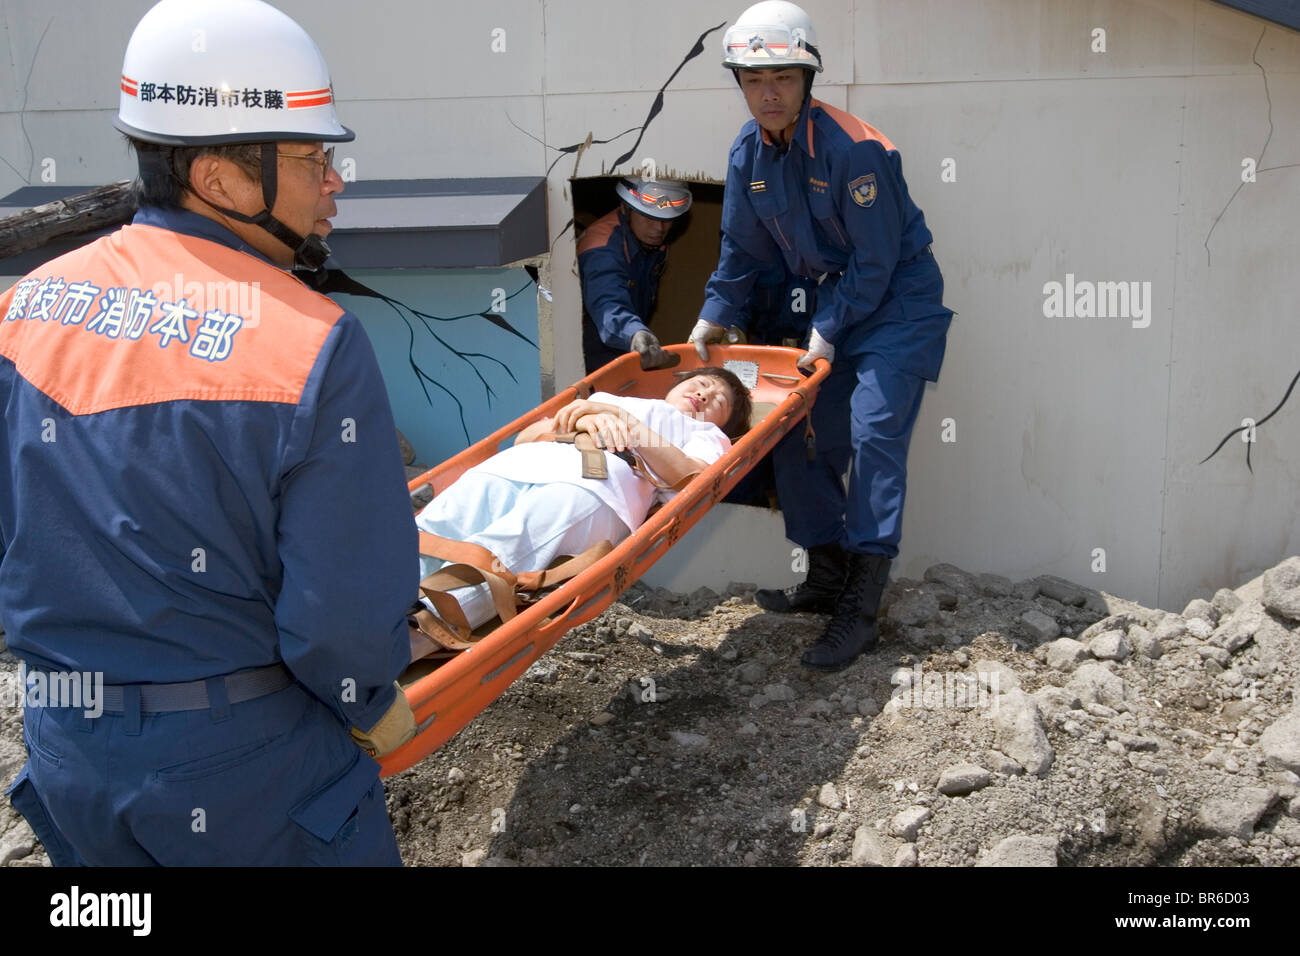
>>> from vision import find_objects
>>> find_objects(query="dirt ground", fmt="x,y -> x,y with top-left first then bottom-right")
4,560 -> 1299,867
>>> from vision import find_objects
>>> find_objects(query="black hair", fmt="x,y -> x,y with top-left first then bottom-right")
128,137 -> 263,209
681,366 -> 754,440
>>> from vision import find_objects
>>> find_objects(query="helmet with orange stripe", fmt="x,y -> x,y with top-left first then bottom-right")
722,2 -> 823,73
114,0 -> 353,271
615,178 -> 693,222
115,0 -> 352,145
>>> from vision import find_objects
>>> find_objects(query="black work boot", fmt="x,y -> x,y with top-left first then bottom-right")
754,543 -> 847,614
801,553 -> 891,671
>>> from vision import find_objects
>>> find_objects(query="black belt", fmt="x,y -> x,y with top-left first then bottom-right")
97,663 -> 294,714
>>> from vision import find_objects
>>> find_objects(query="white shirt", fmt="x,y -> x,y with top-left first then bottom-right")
470,392 -> 732,531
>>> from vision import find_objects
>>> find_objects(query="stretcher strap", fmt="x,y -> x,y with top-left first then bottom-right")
536,431 -> 607,479
536,431 -> 699,491
625,452 -> 700,492
515,540 -> 614,591
409,607 -> 476,653
420,562 -> 520,625
418,532 -> 517,587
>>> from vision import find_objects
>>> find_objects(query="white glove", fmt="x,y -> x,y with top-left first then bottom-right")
688,319 -> 744,361
688,319 -> 725,361
797,328 -> 834,369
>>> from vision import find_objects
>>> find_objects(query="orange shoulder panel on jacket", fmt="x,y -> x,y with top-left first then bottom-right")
808,98 -> 896,157
576,209 -> 622,257
0,224 -> 344,415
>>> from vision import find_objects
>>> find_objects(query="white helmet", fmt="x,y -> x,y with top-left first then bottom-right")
115,0 -> 353,146
722,1 -> 823,72
616,177 -> 693,221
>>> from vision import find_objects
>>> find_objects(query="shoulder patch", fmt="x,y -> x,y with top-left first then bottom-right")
848,173 -> 877,207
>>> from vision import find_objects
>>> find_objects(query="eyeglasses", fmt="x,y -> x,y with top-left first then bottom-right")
276,146 -> 335,177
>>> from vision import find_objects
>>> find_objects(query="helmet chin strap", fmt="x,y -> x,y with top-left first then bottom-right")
193,143 -> 332,272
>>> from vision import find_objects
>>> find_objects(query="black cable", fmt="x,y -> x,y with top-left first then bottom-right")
1200,366 -> 1300,473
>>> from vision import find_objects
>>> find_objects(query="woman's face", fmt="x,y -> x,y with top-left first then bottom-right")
666,375 -> 734,429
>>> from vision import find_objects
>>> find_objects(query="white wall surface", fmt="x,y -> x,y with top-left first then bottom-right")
3,0 -> 1298,610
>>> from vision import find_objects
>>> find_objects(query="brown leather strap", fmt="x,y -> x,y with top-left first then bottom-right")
623,450 -> 700,492
418,531 -> 516,585
535,431 -> 609,480
516,540 -> 614,591
537,430 -> 700,491
420,562 -> 519,625
410,606 -> 476,651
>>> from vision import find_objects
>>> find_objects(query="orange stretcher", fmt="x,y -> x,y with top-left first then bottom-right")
379,343 -> 830,777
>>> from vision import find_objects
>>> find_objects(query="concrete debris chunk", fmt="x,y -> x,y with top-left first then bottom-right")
986,749 -> 1025,775
1088,629 -> 1131,661
968,658 -> 1019,694
938,763 -> 992,796
1196,787 -> 1278,840
1211,587 -> 1243,617
850,825 -> 895,867
1032,686 -> 1082,719
976,573 -> 1014,597
923,563 -> 978,595
1044,637 -> 1091,671
1261,556 -> 1300,621
887,590 -> 941,627
893,844 -> 918,867
1020,609 -> 1061,642
889,806 -> 933,841
1066,662 -> 1128,709
1260,713 -> 1300,775
1127,624 -> 1161,659
1209,602 -> 1267,654
1080,613 -> 1140,644
976,834 -> 1059,867
1034,576 -> 1089,607
993,690 -> 1054,776
817,783 -> 842,810
1150,614 -> 1188,644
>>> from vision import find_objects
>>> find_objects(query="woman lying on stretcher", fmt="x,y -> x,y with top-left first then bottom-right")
411,368 -> 752,650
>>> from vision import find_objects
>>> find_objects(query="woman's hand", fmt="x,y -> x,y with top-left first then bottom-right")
574,411 -> 633,452
553,399 -> 622,435
514,415 -> 558,445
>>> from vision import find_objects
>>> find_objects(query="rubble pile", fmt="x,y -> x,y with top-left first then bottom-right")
3,557 -> 1299,867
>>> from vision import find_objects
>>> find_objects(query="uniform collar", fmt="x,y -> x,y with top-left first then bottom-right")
757,95 -> 818,159
618,207 -> 666,257
132,205 -> 282,269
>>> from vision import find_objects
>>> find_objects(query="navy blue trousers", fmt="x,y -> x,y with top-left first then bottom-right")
6,681 -> 401,866
771,352 -> 926,557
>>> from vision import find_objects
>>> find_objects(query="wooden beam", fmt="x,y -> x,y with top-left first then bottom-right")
0,180 -> 135,261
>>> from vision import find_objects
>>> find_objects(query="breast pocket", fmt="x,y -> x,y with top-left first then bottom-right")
749,186 -> 788,222
809,189 -> 850,251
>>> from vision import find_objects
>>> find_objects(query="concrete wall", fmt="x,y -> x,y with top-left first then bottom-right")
3,0 -> 1298,610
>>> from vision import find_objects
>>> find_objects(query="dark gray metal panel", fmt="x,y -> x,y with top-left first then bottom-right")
1209,0 -> 1300,31
0,177 -> 548,274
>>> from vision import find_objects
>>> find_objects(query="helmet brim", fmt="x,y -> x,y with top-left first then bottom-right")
113,116 -> 355,146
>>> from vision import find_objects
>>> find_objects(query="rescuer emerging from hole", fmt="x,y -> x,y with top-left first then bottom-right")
580,176 -> 694,374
